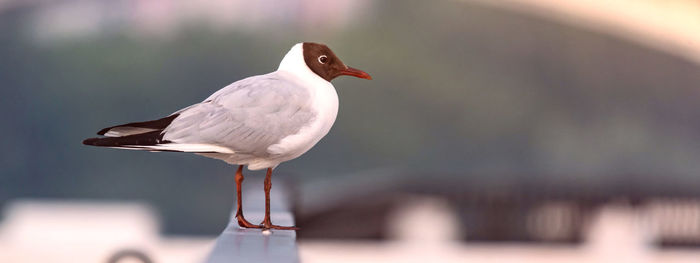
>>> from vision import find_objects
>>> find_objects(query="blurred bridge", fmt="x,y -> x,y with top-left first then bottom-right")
467,0 -> 700,64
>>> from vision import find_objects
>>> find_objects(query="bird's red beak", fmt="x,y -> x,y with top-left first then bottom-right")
339,67 -> 372,80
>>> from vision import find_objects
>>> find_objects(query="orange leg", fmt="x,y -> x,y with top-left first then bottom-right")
234,165 -> 262,229
260,168 -> 299,230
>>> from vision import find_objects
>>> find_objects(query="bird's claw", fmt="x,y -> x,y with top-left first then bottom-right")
236,215 -> 263,229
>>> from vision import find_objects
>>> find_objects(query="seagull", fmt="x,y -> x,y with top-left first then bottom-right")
83,42 -> 371,230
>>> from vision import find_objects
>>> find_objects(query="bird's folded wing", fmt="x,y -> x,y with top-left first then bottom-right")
162,74 -> 316,156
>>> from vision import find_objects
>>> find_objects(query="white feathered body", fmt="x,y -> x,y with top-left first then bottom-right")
167,43 -> 339,170
89,43 -> 340,170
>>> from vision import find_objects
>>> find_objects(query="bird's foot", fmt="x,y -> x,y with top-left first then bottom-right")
263,224 -> 300,230
261,219 -> 300,230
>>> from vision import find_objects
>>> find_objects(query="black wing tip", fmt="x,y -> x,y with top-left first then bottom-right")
81,130 -> 167,148
96,128 -> 110,136
86,115 -> 180,147
96,114 -> 179,136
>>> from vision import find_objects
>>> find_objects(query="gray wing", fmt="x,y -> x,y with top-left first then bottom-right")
162,73 -> 316,156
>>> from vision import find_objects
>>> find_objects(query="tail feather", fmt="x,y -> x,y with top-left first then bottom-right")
83,114 -> 234,154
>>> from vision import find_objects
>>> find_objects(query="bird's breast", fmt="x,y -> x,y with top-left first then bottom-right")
266,81 -> 338,159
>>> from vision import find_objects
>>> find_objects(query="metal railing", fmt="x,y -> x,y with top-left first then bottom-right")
205,179 -> 299,263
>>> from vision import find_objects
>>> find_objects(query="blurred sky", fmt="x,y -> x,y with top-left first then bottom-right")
1,0 -> 700,235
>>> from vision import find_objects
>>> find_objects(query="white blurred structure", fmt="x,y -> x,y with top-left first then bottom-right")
0,200 -> 212,263
299,197 -> 700,263
2,198 -> 700,262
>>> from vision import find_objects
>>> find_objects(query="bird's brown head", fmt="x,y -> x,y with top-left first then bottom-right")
302,42 -> 372,82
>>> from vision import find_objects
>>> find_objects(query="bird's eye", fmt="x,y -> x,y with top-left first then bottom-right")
318,55 -> 328,64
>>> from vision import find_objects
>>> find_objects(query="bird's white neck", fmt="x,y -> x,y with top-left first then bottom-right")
277,43 -> 328,85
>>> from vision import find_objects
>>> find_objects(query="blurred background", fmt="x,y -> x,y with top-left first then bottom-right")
2,0 -> 700,262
